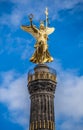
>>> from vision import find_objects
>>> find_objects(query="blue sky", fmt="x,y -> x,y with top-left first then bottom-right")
0,0 -> 83,130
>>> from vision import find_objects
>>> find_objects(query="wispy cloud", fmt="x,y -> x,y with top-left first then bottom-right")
0,0 -> 82,28
0,32 -> 33,60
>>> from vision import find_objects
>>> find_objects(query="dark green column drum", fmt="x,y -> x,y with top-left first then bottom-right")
28,64 -> 57,130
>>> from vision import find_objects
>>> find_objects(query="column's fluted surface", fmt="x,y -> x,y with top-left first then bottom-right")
28,64 -> 57,130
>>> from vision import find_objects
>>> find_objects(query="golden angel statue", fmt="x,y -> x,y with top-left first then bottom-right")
21,8 -> 55,64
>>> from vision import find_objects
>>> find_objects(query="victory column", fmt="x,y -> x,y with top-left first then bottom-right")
21,8 -> 57,130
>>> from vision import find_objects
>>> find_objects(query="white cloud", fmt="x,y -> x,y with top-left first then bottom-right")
50,61 -> 83,129
55,72 -> 83,118
0,70 -> 30,128
0,0 -> 82,28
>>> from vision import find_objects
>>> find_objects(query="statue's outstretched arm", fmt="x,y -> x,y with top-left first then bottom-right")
31,25 -> 38,33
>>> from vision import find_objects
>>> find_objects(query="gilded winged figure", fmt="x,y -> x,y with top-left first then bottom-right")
21,11 -> 55,64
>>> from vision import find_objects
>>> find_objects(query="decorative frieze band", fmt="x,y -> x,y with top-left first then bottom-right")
28,71 -> 56,83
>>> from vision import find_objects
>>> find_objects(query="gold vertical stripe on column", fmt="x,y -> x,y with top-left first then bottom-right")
36,121 -> 37,129
44,120 -> 45,128
40,120 -> 41,128
48,120 -> 49,129
50,121 -> 51,130
30,122 -> 34,130
51,121 -> 53,130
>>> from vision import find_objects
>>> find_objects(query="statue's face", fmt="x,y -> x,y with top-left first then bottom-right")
40,24 -> 44,30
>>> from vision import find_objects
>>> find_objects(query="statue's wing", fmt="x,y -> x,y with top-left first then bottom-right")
45,27 -> 55,35
21,25 -> 39,39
